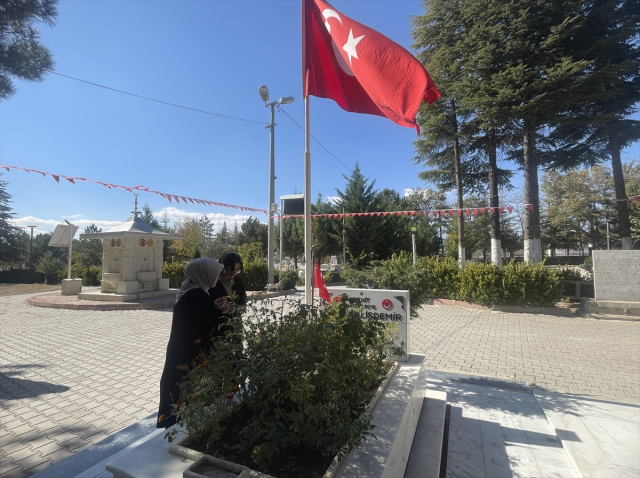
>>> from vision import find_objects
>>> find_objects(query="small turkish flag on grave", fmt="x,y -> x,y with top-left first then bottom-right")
303,0 -> 440,132
314,261 -> 330,301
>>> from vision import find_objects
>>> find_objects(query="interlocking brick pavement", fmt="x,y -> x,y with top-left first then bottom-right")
1,293 -> 639,478
411,305 -> 640,404
0,294 -> 173,478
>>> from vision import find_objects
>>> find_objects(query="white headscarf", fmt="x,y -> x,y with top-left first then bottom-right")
175,258 -> 224,303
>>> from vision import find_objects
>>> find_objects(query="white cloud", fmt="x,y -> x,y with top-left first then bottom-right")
13,208 -> 262,237
13,215 -> 121,235
327,196 -> 340,204
155,207 -> 256,231
403,188 -> 415,197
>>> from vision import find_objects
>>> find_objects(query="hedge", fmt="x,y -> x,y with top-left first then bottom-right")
342,254 -> 564,316
0,269 -> 46,284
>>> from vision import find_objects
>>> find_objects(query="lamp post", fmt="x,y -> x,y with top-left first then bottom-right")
606,218 -> 611,250
342,208 -> 346,265
26,226 -> 37,270
259,85 -> 294,286
411,225 -> 417,265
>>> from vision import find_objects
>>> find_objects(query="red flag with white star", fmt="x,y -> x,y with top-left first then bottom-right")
303,0 -> 440,132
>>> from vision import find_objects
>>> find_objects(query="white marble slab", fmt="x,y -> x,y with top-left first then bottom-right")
423,372 -> 580,478
535,391 -> 640,478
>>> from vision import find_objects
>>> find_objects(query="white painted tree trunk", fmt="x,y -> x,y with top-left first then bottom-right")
491,239 -> 502,265
524,238 -> 543,264
621,237 -> 633,250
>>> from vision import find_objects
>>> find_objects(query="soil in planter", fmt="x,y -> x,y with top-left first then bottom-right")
190,462 -> 239,478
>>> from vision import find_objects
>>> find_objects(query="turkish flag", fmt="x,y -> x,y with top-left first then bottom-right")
314,261 -> 330,301
303,0 -> 440,132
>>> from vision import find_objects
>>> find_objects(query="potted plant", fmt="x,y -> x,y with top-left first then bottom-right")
162,295 -> 402,478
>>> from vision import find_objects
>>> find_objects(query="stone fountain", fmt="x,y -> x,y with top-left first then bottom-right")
78,196 -> 183,301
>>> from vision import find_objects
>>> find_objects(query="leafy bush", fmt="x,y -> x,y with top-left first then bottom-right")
166,297 -> 397,478
554,267 -> 584,281
163,261 -> 187,288
36,252 -> 64,284
82,266 -> 102,286
0,269 -> 45,284
581,257 -> 593,273
280,270 -> 298,290
323,270 -> 342,283
241,259 -> 268,291
343,253 -> 430,317
343,254 -> 563,310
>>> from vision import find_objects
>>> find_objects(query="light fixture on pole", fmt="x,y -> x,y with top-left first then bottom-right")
259,85 -> 294,286
410,225 -> 418,265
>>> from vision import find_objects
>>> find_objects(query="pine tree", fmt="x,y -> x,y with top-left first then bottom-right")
332,164 -> 386,267
140,203 -> 161,229
0,0 -> 58,101
0,176 -> 23,263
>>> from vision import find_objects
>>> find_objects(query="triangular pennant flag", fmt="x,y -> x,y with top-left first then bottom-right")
440,211 -> 446,217
75,177 -> 89,182
123,187 -> 132,192
188,198 -> 194,204
489,207 -> 495,214
433,211 -> 438,218
16,167 -> 30,172
465,209 -> 470,216
173,196 -> 180,203
51,175 -> 60,183
417,211 -> 423,217
499,207 -> 505,215
30,170 -> 46,177
167,195 -> 172,203
480,208 -> 486,214
63,177 -> 75,184
507,206 -> 513,214
456,210 -> 461,217
473,209 -> 478,216
0,165 -> 9,171
181,197 -> 188,203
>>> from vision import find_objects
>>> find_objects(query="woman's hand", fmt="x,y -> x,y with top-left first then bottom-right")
214,296 -> 234,314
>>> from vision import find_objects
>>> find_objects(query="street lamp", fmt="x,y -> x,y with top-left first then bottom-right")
26,226 -> 37,270
410,225 -> 418,265
259,85 -> 294,286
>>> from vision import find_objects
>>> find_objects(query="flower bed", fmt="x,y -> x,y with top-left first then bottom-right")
163,296 -> 401,478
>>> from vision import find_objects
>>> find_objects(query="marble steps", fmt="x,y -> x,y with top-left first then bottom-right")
534,391 -> 640,478
419,371 -> 582,478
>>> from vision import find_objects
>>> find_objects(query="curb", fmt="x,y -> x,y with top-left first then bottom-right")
430,298 -> 576,316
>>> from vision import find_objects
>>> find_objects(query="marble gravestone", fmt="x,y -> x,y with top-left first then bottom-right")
592,250 -> 640,301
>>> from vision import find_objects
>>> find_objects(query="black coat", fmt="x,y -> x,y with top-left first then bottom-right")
209,276 -> 247,308
157,288 -> 228,429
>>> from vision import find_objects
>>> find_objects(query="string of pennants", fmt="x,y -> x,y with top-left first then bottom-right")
0,164 -> 267,214
275,206 -> 525,220
629,194 -> 640,205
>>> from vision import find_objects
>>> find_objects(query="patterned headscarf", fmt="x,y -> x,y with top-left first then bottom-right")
175,258 -> 224,303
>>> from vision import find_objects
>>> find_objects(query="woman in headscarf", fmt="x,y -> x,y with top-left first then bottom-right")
157,257 -> 229,429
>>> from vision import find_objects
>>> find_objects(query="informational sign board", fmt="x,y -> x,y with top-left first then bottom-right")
327,287 -> 410,362
593,250 -> 640,301
281,194 -> 304,215
48,224 -> 79,247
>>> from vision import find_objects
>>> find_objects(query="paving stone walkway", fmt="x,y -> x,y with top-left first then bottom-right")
1,293 -> 639,478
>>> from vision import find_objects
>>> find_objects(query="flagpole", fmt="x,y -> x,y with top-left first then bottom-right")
304,94 -> 313,305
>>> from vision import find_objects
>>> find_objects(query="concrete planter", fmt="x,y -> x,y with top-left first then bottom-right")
168,362 -> 400,478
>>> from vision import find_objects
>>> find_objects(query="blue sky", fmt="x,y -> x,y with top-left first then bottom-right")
2,0 -> 638,235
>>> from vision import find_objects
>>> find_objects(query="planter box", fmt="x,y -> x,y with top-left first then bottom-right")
168,363 -> 400,478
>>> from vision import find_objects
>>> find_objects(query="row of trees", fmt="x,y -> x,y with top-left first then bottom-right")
411,0 -> 639,264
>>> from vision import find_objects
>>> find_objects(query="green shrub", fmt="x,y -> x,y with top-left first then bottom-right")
323,270 -> 342,283
168,297 -> 397,477
280,270 -> 298,290
343,255 -> 563,310
343,253 -> 430,317
163,261 -> 187,288
0,269 -> 45,284
241,259 -> 268,291
581,256 -> 593,273
555,267 -> 583,281
82,266 -> 102,286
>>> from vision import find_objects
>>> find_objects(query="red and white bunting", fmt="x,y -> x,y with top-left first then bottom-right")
0,163 -> 267,214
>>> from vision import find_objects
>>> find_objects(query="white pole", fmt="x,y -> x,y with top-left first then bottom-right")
412,233 -> 416,266
267,103 -> 276,285
279,198 -> 283,277
67,227 -> 73,279
304,95 -> 312,304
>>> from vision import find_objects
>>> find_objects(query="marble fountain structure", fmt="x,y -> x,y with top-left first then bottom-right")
78,201 -> 183,302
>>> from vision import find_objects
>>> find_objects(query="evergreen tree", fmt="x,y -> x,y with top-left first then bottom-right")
279,217 -> 304,267
73,224 -> 103,267
238,217 -> 268,252
311,194 -> 341,263
140,203 -> 161,229
543,0 -> 640,249
0,176 -> 23,263
0,0 -> 58,101
332,164 -> 387,267
36,251 -> 62,284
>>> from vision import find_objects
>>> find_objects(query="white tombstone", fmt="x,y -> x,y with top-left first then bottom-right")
77,197 -> 183,301
592,250 -> 640,301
